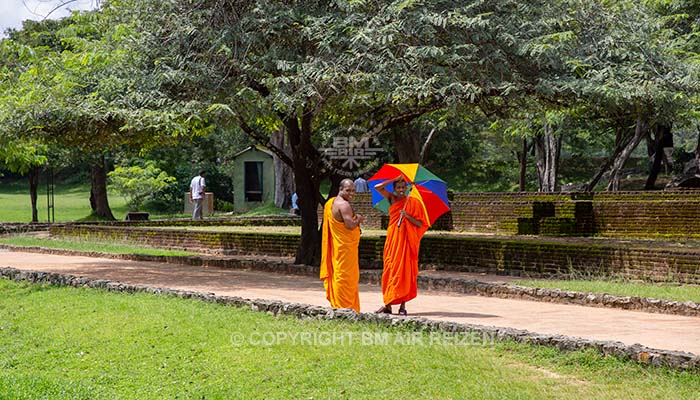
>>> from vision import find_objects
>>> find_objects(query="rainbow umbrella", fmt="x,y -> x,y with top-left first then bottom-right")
368,163 -> 450,227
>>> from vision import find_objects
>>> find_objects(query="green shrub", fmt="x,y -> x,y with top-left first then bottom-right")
108,161 -> 177,211
215,199 -> 235,212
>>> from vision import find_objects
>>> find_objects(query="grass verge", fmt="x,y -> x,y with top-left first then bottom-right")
514,279 -> 700,303
0,236 -> 196,257
0,279 -> 699,399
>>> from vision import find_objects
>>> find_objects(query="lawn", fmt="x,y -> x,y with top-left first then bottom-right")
514,279 -> 700,304
0,279 -> 698,399
0,181 -> 289,223
0,236 -> 197,257
0,181 -> 214,223
0,181 -> 129,223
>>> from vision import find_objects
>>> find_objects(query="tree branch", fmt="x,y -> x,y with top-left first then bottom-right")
365,101 -> 443,139
236,115 -> 294,166
419,127 -> 438,163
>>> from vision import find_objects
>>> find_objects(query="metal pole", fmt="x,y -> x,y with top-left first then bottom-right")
45,164 -> 54,223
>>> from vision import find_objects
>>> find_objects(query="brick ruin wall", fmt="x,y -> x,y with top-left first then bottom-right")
51,224 -> 700,284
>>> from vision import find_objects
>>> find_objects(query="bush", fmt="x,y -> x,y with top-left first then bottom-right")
108,162 -> 177,211
214,199 -> 235,212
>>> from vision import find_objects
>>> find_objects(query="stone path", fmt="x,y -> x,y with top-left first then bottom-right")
2,249 -> 699,355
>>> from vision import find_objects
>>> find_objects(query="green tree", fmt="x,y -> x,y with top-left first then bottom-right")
108,161 -> 176,211
112,0 -> 577,264
0,11 -> 208,220
0,139 -> 47,222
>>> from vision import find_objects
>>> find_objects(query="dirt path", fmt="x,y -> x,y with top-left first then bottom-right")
3,250 -> 699,355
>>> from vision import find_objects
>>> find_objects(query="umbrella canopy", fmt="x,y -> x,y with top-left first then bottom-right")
368,163 -> 450,226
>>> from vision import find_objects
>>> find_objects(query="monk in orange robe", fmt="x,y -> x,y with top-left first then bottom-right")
374,176 -> 428,315
320,179 -> 364,312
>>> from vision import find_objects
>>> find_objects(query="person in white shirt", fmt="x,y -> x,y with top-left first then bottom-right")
189,170 -> 206,220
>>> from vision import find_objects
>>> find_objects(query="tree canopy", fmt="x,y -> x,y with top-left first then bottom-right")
2,0 -> 700,261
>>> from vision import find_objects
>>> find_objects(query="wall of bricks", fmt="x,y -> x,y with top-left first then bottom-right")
86,216 -> 302,228
50,225 -> 300,257
0,223 -> 53,235
333,191 -> 700,238
53,225 -> 700,284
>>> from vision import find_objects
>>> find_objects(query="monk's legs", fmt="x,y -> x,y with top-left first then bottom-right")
375,305 -> 392,314
398,302 -> 407,316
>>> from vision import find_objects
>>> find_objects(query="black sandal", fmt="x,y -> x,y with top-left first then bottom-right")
398,308 -> 407,316
375,305 -> 392,314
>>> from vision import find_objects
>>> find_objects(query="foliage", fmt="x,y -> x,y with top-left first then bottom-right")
214,198 -> 235,213
0,139 -> 47,175
107,161 -> 176,211
3,0 -> 700,218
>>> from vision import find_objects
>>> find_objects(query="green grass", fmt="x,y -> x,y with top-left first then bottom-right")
0,236 -> 196,257
0,180 -> 225,223
0,181 -> 129,223
514,279 -> 700,303
1,279 -> 699,399
237,202 -> 291,217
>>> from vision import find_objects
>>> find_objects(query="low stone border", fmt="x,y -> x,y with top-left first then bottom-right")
1,266 -> 698,371
0,223 -> 54,235
3,244 -> 700,318
0,244 -> 316,275
413,276 -> 700,318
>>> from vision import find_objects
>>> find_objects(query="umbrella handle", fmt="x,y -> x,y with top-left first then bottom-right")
396,198 -> 409,227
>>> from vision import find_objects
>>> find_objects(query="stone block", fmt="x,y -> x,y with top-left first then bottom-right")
184,192 -> 215,215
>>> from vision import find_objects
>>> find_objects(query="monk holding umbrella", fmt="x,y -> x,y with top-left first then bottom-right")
370,164 -> 450,315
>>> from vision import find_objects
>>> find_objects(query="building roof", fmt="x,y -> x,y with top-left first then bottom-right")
232,145 -> 274,159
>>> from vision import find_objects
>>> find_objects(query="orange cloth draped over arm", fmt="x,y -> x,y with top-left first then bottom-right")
320,197 -> 361,312
381,196 -> 429,306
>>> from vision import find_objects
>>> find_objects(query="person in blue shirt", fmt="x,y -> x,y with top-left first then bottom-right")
290,192 -> 300,215
354,175 -> 369,193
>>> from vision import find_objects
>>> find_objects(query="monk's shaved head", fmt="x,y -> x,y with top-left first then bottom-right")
339,178 -> 354,189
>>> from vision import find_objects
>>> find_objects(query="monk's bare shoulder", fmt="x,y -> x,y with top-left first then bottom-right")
332,197 -> 348,223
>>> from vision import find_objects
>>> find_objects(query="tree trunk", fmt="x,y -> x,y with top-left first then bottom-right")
327,173 -> 345,199
534,120 -> 561,192
271,128 -> 295,209
585,128 -> 628,191
292,154 -> 322,265
695,128 -> 700,173
517,138 -> 528,192
644,123 -> 672,190
28,166 -> 40,223
607,115 -> 648,191
280,114 -> 323,266
392,128 -> 421,163
90,155 -> 115,220
89,190 -> 97,211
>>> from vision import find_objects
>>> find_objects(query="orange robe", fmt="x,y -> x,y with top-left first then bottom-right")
320,197 -> 361,312
382,196 -> 428,306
